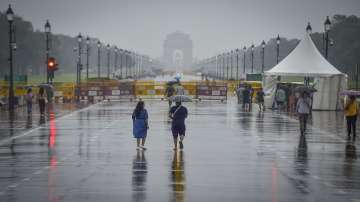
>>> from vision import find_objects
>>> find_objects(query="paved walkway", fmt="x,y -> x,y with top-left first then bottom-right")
0,99 -> 359,202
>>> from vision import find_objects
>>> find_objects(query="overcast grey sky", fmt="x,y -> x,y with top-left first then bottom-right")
1,0 -> 360,59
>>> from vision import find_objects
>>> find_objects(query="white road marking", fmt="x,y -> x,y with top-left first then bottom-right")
7,183 -> 19,188
0,102 -> 101,146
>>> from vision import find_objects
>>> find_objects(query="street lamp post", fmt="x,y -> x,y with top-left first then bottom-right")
45,20 -> 51,84
106,44 -> 110,79
119,49 -> 123,79
251,44 -> 255,73
6,4 -> 15,111
222,53 -> 225,80
235,49 -> 239,80
243,46 -> 246,74
261,40 -> 266,73
86,36 -> 90,80
324,16 -> 331,59
97,41 -> 101,78
276,35 -> 280,64
230,50 -> 234,80
216,55 -> 219,79
226,52 -> 230,80
76,33 -> 82,102
114,46 -> 118,78
125,51 -> 128,78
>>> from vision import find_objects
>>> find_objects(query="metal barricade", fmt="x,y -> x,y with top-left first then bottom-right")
196,81 -> 227,101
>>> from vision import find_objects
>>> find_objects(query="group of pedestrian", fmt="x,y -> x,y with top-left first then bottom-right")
25,87 -> 47,116
236,84 -> 266,112
132,100 -> 188,150
236,84 -> 254,111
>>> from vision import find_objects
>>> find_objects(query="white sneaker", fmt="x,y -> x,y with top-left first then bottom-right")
141,146 -> 147,150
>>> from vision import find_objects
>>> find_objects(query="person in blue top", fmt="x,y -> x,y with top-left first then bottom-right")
169,101 -> 188,150
132,101 -> 149,150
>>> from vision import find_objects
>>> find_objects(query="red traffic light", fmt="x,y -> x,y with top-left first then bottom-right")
47,57 -> 58,71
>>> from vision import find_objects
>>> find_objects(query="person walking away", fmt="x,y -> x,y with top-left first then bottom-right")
132,101 -> 149,150
169,101 -> 188,150
249,86 -> 255,111
242,86 -> 250,111
26,88 -> 33,115
344,95 -> 359,141
296,92 -> 312,135
288,90 -> 296,113
236,85 -> 244,105
38,87 -> 47,116
256,88 -> 265,111
275,87 -> 286,112
165,84 -> 175,107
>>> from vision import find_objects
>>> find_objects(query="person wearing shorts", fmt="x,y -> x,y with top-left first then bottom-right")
169,101 -> 188,150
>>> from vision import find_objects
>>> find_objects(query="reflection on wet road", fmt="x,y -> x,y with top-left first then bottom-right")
0,98 -> 359,201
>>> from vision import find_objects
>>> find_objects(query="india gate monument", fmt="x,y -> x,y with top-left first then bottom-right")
163,31 -> 193,72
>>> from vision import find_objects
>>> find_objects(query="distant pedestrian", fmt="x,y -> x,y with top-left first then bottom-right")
169,101 -> 188,150
132,101 -> 149,150
344,95 -> 358,141
38,87 -> 47,116
242,85 -> 251,111
236,85 -> 244,105
165,84 -> 175,107
296,92 -> 312,135
275,87 -> 286,112
288,91 -> 297,113
26,88 -> 33,115
256,88 -> 265,111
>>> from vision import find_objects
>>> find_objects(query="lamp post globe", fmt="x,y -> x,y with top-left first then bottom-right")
306,22 -> 312,34
77,33 -> 82,43
261,40 -> 266,48
6,4 -> 14,22
45,20 -> 51,33
86,36 -> 90,45
276,34 -> 280,45
324,16 -> 331,31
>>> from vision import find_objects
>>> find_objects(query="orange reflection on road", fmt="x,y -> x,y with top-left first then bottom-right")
49,112 -> 56,148
271,161 -> 278,202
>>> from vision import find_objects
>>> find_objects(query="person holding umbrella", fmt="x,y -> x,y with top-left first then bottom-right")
169,99 -> 188,150
344,95 -> 359,141
296,91 -> 312,135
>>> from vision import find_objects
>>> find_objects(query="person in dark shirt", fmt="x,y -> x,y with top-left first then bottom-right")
242,86 -> 251,111
169,101 -> 188,150
256,88 -> 265,112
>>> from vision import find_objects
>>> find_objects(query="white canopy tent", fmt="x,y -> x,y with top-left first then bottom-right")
263,33 -> 347,110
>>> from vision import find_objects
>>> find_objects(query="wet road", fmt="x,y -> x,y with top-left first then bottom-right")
0,99 -> 359,202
